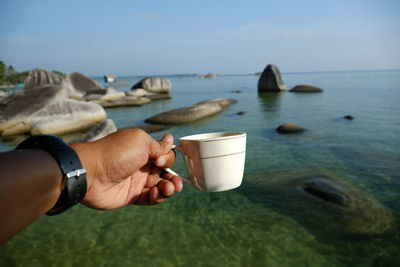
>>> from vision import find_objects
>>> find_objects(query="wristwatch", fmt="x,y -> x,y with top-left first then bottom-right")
16,135 -> 87,215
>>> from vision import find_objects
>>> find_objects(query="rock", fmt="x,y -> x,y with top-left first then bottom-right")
131,77 -> 171,94
91,96 -> 151,108
0,90 -> 6,101
257,64 -> 286,92
245,170 -> 394,237
126,89 -> 148,97
145,98 -> 237,125
127,89 -> 170,100
343,115 -> 354,120
23,69 -> 63,90
81,119 -> 117,142
232,90 -> 243,93
29,100 -> 107,135
63,72 -> 103,98
0,85 -> 68,134
145,93 -> 171,100
84,88 -> 125,101
1,122 -> 31,138
295,177 -> 393,235
237,111 -> 246,115
290,84 -> 323,93
276,123 -> 306,134
104,75 -> 117,83
197,73 -> 220,79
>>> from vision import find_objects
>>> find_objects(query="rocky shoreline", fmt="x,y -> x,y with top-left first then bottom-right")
0,69 -> 237,143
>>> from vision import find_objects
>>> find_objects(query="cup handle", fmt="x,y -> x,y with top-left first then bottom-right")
164,145 -> 191,184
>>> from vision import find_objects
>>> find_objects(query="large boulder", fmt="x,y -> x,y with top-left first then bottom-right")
29,100 -> 107,135
23,69 -> 63,90
63,72 -> 103,98
0,85 -> 68,133
290,84 -> 323,93
145,98 -> 236,125
257,64 -> 286,92
131,77 -> 171,94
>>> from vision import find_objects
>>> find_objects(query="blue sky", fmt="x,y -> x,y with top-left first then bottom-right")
0,0 -> 399,76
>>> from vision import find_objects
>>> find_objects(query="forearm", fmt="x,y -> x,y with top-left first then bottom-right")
0,149 -> 62,244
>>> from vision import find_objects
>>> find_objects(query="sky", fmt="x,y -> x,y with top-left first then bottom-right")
0,0 -> 399,76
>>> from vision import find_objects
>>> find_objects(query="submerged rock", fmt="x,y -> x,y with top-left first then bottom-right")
23,69 -> 63,90
245,170 -> 394,237
145,98 -> 237,125
290,84 -> 323,93
343,115 -> 354,120
276,123 -> 306,134
258,64 -> 286,92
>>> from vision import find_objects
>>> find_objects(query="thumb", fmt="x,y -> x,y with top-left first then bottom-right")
155,134 -> 176,167
149,133 -> 174,159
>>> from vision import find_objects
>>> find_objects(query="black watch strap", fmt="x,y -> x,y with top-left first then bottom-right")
16,135 -> 87,215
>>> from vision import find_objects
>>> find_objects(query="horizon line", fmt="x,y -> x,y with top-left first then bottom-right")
91,68 -> 400,78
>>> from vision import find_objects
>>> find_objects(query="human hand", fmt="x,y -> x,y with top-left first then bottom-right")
71,129 -> 183,210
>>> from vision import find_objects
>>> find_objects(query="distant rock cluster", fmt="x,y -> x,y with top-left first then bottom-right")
257,64 -> 324,93
257,64 -> 330,134
0,69 -> 174,142
197,73 -> 221,79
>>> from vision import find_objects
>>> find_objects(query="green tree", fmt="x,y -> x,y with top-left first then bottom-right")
7,65 -> 16,77
0,61 -> 6,84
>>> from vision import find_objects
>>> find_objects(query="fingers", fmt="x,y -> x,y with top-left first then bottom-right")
142,171 -> 184,205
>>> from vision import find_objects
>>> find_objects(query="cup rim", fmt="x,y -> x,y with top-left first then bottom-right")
180,131 -> 246,142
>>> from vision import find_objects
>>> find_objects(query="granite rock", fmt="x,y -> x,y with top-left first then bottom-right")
290,84 -> 323,93
258,64 -> 286,92
23,69 -> 63,90
145,98 -> 236,124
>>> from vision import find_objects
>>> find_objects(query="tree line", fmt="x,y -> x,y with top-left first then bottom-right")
0,61 -> 65,86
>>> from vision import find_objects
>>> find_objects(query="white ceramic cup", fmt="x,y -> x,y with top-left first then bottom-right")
165,131 -> 246,192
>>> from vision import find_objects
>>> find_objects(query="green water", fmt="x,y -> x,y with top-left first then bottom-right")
1,71 -> 399,266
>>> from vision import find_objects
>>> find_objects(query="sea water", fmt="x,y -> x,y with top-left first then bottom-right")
0,70 -> 399,266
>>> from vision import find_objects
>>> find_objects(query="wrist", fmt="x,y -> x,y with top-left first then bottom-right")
16,135 -> 87,215
70,142 -> 102,202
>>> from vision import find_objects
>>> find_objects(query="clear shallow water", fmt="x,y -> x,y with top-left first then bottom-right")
1,70 -> 400,266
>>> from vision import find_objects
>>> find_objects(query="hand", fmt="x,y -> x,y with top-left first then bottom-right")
71,129 -> 183,210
